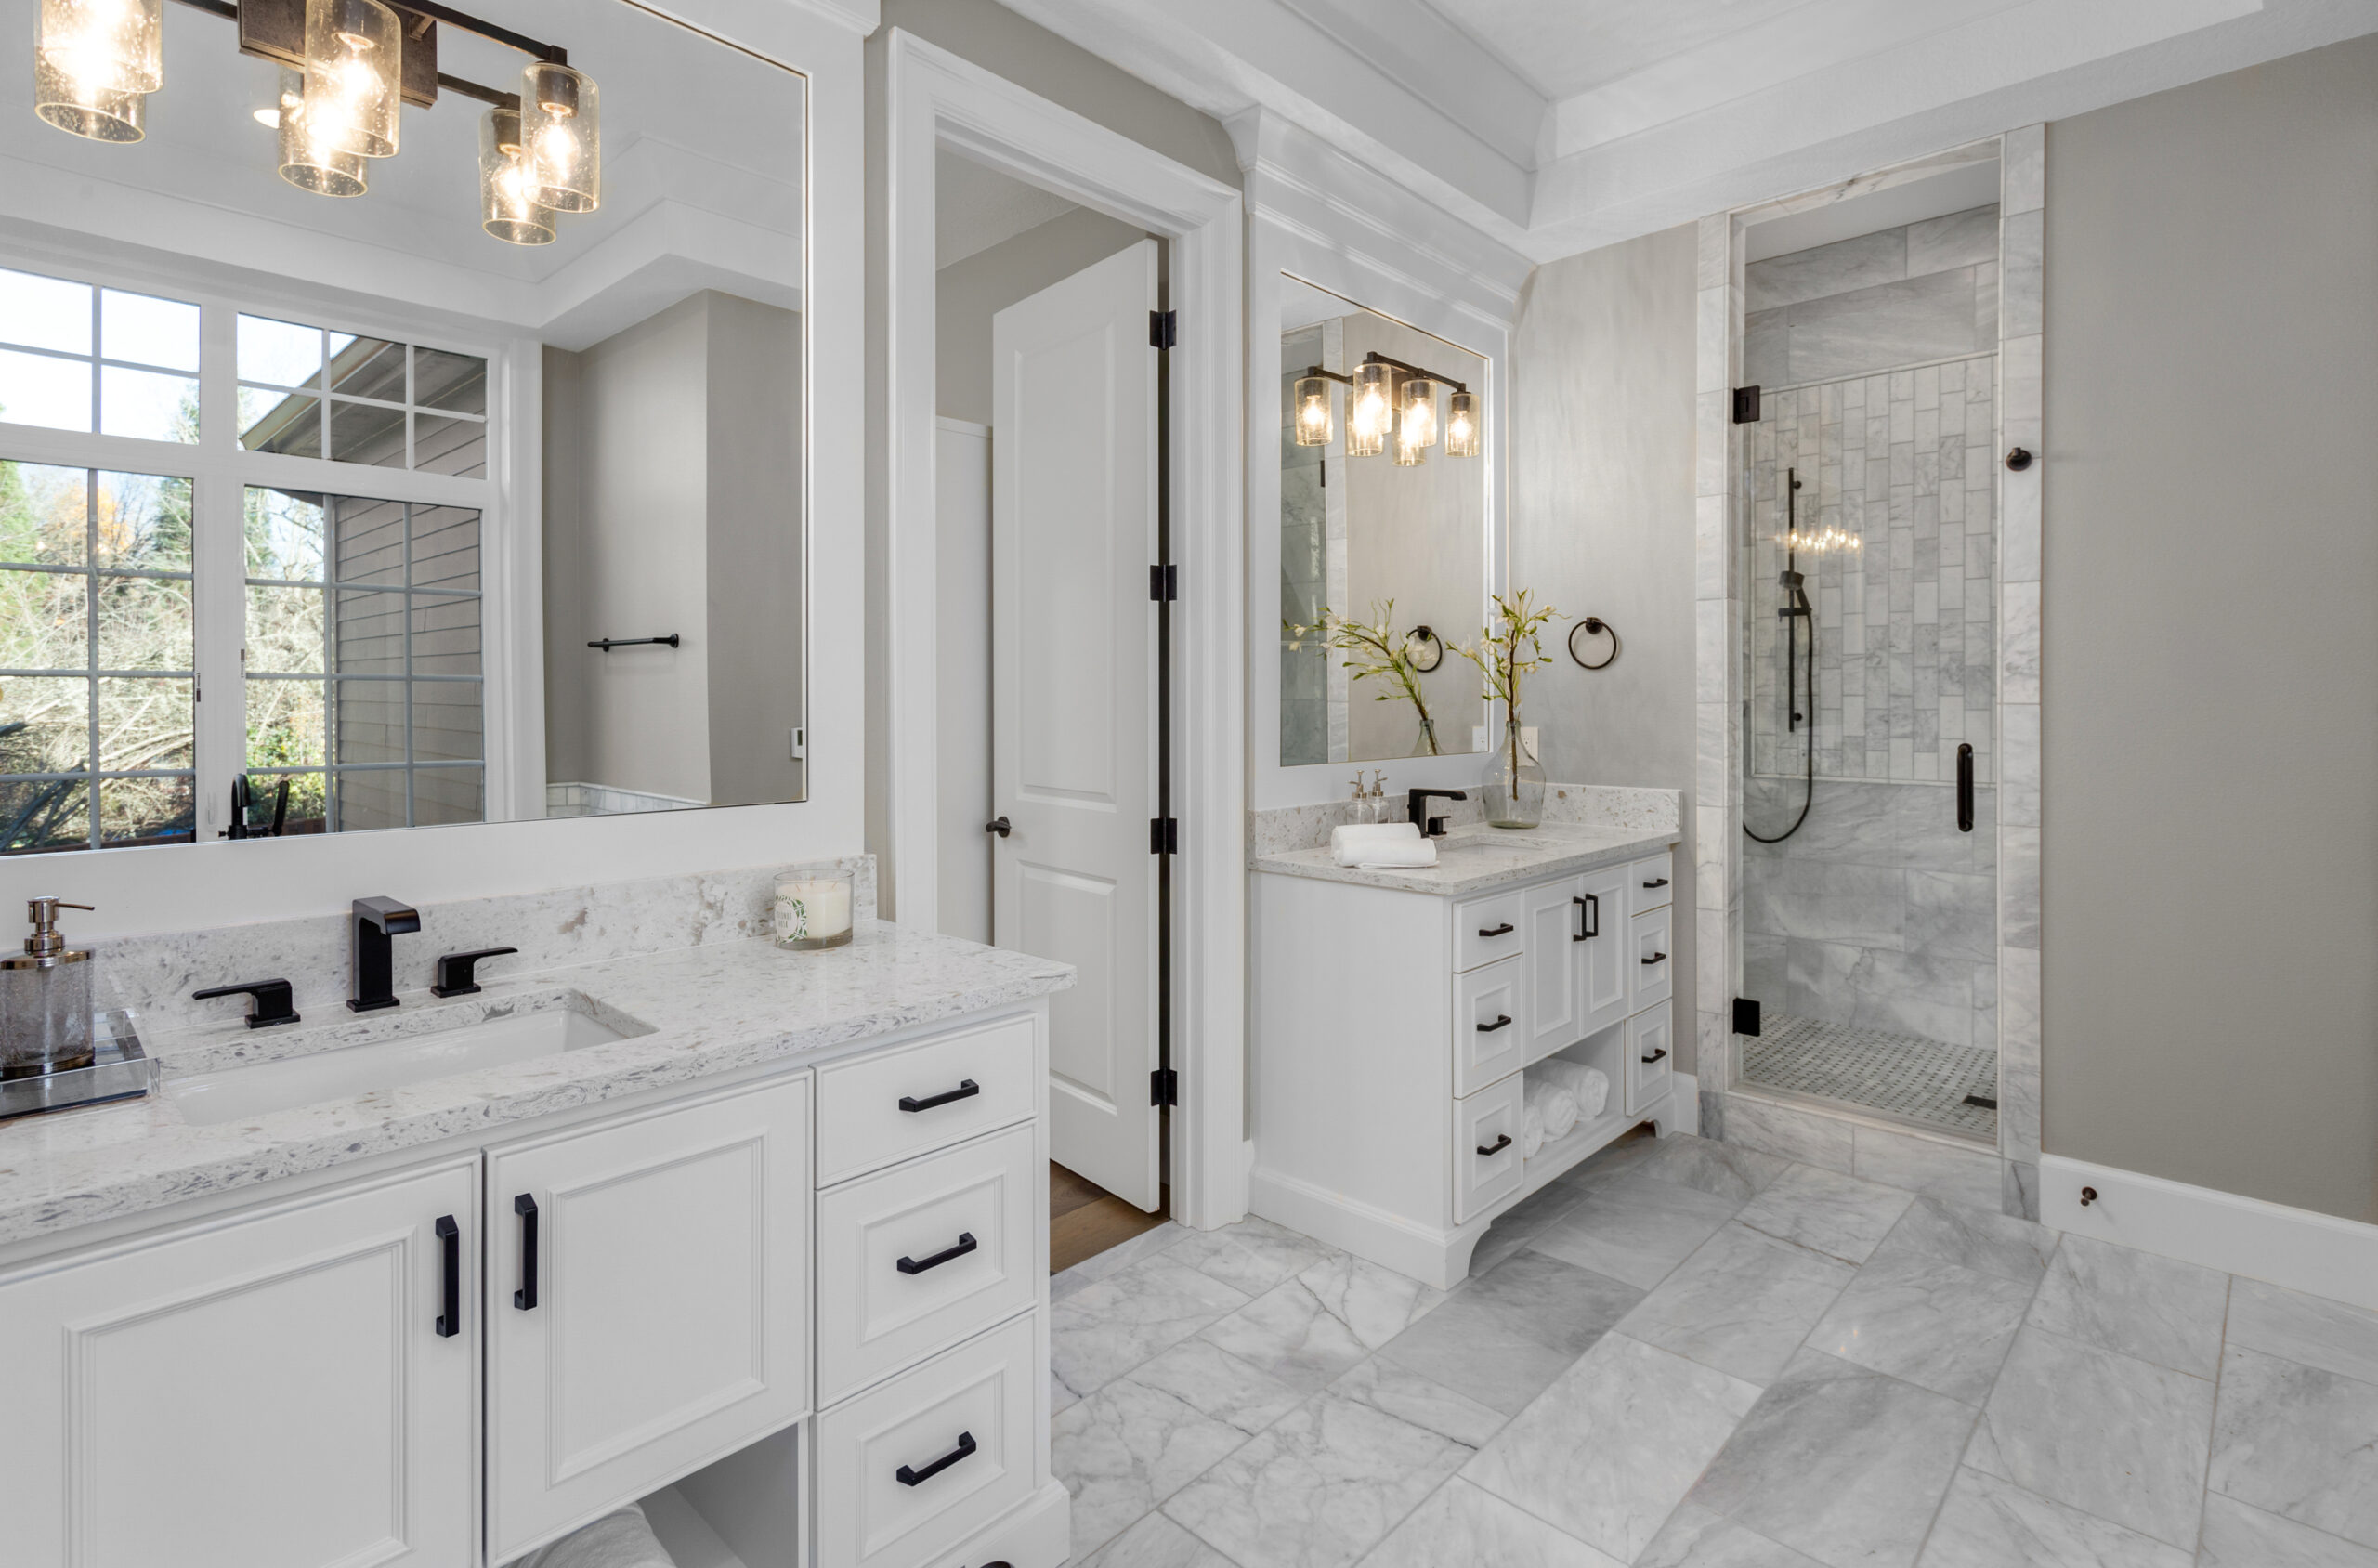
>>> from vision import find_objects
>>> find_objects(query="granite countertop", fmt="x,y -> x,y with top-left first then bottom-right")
1250,820 -> 1681,896
0,921 -> 1072,1248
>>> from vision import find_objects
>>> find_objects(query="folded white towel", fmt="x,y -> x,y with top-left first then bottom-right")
1525,1075 -> 1580,1142
1522,1096 -> 1545,1158
517,1504 -> 676,1568
1534,1060 -> 1610,1123
1327,822 -> 1420,863
1330,834 -> 1438,869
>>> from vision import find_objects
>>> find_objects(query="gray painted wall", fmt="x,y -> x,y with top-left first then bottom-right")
934,204 -> 1148,426
1509,223 -> 1701,1071
2045,37 -> 2378,1222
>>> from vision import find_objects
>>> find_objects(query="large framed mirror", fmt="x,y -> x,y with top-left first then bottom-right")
1277,277 -> 1486,769
0,0 -> 804,856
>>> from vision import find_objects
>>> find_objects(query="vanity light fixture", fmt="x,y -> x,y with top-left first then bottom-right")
33,0 -> 163,141
278,65 -> 369,196
1445,390 -> 1479,457
1294,374 -> 1333,447
519,60 -> 599,213
302,0 -> 400,160
1299,354 -> 1481,463
1401,376 -> 1439,450
1348,360 -> 1394,458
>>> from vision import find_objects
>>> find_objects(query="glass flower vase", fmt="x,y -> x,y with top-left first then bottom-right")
1483,720 -> 1546,829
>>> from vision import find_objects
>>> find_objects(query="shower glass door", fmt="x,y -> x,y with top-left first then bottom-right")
1738,359 -> 2001,1141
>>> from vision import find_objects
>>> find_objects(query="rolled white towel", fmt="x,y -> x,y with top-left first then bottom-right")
1331,836 -> 1439,869
517,1504 -> 676,1568
1526,1075 -> 1580,1142
1535,1059 -> 1610,1123
1522,1095 -> 1546,1158
1327,822 -> 1419,862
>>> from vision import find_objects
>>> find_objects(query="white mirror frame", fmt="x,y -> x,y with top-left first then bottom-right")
1235,111 -> 1530,810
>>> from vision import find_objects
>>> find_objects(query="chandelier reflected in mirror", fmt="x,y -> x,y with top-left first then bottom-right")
1295,352 -> 1481,464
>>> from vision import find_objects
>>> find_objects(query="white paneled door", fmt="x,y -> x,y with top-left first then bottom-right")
990,239 -> 1163,1210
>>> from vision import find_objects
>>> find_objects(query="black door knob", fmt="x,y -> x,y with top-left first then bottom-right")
986,816 -> 1012,838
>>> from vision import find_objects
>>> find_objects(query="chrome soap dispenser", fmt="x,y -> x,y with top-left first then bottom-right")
1,897 -> 96,1079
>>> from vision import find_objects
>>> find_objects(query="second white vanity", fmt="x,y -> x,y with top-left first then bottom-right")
1249,814 -> 1683,1288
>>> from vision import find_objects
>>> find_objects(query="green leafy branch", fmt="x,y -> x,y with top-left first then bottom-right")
1285,598 -> 1443,754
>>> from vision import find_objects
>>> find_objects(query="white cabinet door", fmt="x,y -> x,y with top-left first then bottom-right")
1452,955 -> 1528,1096
0,1161 -> 478,1568
1630,906 -> 1675,1012
487,1074 -> 812,1561
1578,863 -> 1632,1039
1626,1001 -> 1677,1117
1520,874 -> 1586,1060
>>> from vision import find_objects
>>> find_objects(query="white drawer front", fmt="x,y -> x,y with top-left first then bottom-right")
1629,853 -> 1675,915
1452,1075 -> 1526,1222
1630,906 -> 1674,1012
1452,955 -> 1527,1097
816,1313 -> 1039,1568
1454,889 -> 1525,973
817,1123 -> 1039,1405
1626,1001 -> 1676,1116
817,1013 -> 1037,1184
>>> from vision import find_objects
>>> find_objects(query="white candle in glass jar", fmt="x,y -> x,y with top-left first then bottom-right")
774,876 -> 852,947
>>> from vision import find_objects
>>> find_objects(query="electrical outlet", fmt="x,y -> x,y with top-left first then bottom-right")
1474,725 -> 1540,754
788,727 -> 805,762
1471,725 -> 1489,752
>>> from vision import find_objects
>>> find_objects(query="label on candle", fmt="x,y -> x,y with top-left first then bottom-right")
774,877 -> 851,943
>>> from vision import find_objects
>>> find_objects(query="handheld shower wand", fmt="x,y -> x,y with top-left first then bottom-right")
1748,467 -> 1817,844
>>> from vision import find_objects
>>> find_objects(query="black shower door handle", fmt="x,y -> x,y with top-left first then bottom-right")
1956,743 -> 1975,833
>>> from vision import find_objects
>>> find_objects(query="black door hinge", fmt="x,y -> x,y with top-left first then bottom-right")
1150,309 -> 1176,350
1732,996 -> 1762,1036
1150,817 -> 1179,855
1731,385 -> 1762,425
1151,1067 -> 1179,1107
1149,563 -> 1177,602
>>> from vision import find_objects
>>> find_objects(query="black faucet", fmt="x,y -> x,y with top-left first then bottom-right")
1406,788 -> 1468,839
349,895 -> 421,1013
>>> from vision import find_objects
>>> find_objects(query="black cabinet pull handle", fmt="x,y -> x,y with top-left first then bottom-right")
1956,742 -> 1975,833
899,1078 -> 981,1113
435,1215 -> 461,1338
1476,1132 -> 1512,1157
1642,876 -> 1668,889
1642,1047 -> 1669,1065
896,1232 -> 979,1275
1476,922 -> 1514,938
513,1194 -> 539,1312
1475,1014 -> 1512,1033
1642,952 -> 1667,965
1574,893 -> 1598,941
896,1431 -> 977,1487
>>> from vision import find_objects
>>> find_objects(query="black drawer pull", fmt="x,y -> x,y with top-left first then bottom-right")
513,1194 -> 539,1312
1642,1048 -> 1669,1065
1476,1014 -> 1513,1033
1641,876 -> 1668,889
897,1232 -> 979,1275
1642,951 -> 1667,965
899,1078 -> 981,1113
1574,893 -> 1598,941
1477,922 -> 1514,938
1476,1132 -> 1512,1157
434,1215 -> 461,1338
896,1431 -> 977,1487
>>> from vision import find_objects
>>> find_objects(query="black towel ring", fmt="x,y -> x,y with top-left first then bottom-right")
1569,616 -> 1620,671
1405,625 -> 1444,672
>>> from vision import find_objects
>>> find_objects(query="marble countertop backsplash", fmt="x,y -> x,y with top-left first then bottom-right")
1249,781 -> 1681,857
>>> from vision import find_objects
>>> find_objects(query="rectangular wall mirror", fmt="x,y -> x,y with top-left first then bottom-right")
0,0 -> 805,855
1277,277 -> 1485,769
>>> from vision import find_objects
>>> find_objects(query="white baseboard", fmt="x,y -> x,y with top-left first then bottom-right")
1249,1166 -> 1480,1290
2041,1154 -> 2378,1313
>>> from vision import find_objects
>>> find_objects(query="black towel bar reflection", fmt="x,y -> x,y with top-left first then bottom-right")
587,634 -> 681,650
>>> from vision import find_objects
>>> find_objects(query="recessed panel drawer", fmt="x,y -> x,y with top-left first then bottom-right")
1453,1074 -> 1526,1222
1452,955 -> 1527,1097
817,1013 -> 1037,1184
1626,1000 -> 1675,1117
817,1123 -> 1038,1405
1629,854 -> 1675,915
1454,889 -> 1526,973
1629,906 -> 1674,1012
815,1312 -> 1039,1568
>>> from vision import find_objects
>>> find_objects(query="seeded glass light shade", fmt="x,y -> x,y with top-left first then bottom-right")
1393,416 -> 1428,466
278,68 -> 367,196
33,48 -> 144,141
479,106 -> 555,245
33,0 -> 162,139
1445,389 -> 1479,457
1348,360 -> 1393,458
303,0 -> 399,159
1401,376 -> 1439,450
520,62 -> 599,213
1294,375 -> 1332,447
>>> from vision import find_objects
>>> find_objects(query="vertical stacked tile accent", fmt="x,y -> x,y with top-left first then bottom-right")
1693,214 -> 1741,1136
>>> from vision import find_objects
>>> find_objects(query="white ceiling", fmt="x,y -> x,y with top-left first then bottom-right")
935,150 -> 1080,268
1004,0 -> 2378,265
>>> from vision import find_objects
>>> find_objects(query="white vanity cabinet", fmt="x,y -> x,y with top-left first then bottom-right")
1251,838 -> 1682,1287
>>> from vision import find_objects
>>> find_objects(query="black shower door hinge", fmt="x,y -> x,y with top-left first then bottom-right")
1151,1066 -> 1179,1107
1150,817 -> 1179,856
1732,386 -> 1762,425
1150,309 -> 1177,350
1149,563 -> 1178,602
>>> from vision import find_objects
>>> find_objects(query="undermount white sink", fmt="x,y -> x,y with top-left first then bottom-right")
165,999 -> 635,1126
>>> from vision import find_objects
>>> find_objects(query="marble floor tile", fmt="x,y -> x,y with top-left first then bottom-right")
1084,1510 -> 1240,1568
1165,1391 -> 1474,1568
1655,1347 -> 1973,1568
1360,1477 -> 1625,1568
1163,1215 -> 1337,1298
1378,1249 -> 1644,1414
1966,1326 -> 2215,1548
1297,1251 -> 1450,1348
1464,1333 -> 1763,1562
1054,1372 -> 1264,1558
2225,1276 -> 2378,1386
1329,1355 -> 1508,1446
1527,1170 -> 1745,1288
1734,1165 -> 1915,1264
1806,1248 -> 2033,1404
1622,1222 -> 1857,1385
1633,1133 -> 1795,1202
1469,1176 -> 1589,1275
1053,1369 -> 1080,1415
2199,1493 -> 2378,1568
1053,1222 -> 1190,1302
1914,1467 -> 2191,1568
2208,1343 -> 2378,1549
1637,1503 -> 1827,1566
2025,1233 -> 2228,1378
1869,1195 -> 2057,1285
1721,1095 -> 1858,1173
1124,1339 -> 1305,1434
1052,1256 -> 1254,1395
1198,1277 -> 1375,1394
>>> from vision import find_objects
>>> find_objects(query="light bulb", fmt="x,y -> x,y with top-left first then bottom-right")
277,66 -> 367,196
33,0 -> 161,141
302,0 -> 399,160
480,106 -> 555,245
1294,375 -> 1332,447
519,62 -> 599,213
1401,377 -> 1439,450
1349,361 -> 1393,458
1393,418 -> 1428,466
1445,390 -> 1478,457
